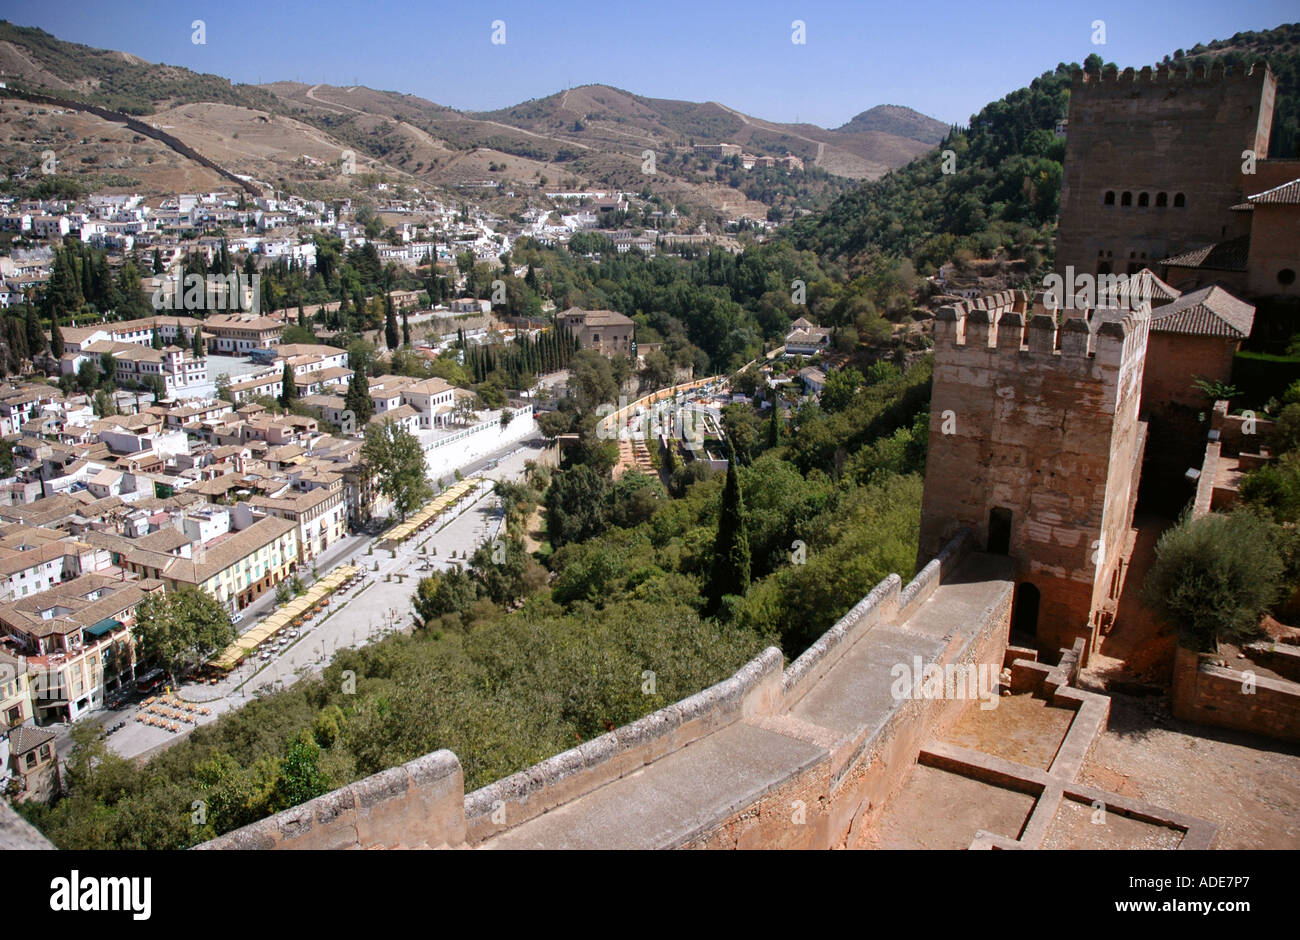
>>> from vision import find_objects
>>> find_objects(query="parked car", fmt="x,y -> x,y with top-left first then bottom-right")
231,612 -> 244,625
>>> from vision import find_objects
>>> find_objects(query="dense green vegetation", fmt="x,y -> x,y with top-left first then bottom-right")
20,348 -> 933,848
0,21 -> 280,115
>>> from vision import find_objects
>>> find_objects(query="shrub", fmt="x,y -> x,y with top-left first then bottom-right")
1141,510 -> 1284,652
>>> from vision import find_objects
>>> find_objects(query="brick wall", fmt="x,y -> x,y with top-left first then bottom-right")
1171,645 -> 1300,743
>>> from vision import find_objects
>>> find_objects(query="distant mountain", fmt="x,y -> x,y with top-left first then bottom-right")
835,105 -> 949,146
0,21 -> 946,215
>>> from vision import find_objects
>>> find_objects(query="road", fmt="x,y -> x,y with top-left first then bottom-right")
84,435 -> 550,761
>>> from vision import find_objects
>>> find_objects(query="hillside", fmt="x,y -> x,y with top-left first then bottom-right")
0,20 -> 278,115
836,105 -> 950,145
791,22 -> 1300,276
0,22 -> 943,216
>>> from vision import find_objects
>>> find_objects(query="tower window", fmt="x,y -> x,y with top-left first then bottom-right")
1138,192 -> 1149,207
1156,192 -> 1168,207
1121,191 -> 1133,206
1174,193 -> 1185,207
1104,191 -> 1115,206
1280,269 -> 1297,286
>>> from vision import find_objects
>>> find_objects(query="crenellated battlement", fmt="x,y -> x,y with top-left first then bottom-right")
1071,60 -> 1273,92
932,289 -> 1149,372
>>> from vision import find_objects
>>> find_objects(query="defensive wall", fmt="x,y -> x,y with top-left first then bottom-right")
200,529 -> 1019,849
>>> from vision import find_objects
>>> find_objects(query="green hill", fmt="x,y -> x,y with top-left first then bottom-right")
790,22 -> 1300,275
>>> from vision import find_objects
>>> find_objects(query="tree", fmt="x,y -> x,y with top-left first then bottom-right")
821,367 -> 863,413
1141,510 -> 1284,652
545,464 -> 611,547
151,327 -> 163,350
24,306 -> 47,357
767,401 -> 783,449
272,730 -> 330,811
401,309 -> 411,347
192,329 -> 204,358
707,443 -> 751,615
133,586 -> 236,683
384,293 -> 399,351
49,318 -> 65,358
344,372 -> 374,425
215,373 -> 232,403
362,419 -> 432,520
280,362 -> 296,407
412,569 -> 479,628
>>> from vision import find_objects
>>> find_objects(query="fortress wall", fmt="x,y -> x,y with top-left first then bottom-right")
782,574 -> 900,709
898,527 -> 974,621
688,561 -> 1015,850
463,646 -> 784,845
196,750 -> 465,850
1172,646 -> 1300,743
199,532 -> 1002,851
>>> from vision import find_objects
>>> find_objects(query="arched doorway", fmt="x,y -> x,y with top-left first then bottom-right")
1011,582 -> 1040,643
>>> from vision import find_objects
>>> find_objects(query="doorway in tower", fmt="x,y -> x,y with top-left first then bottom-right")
1010,582 -> 1041,645
987,507 -> 1012,555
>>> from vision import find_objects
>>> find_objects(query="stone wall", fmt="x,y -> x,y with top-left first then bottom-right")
1171,645 -> 1300,743
198,750 -> 466,850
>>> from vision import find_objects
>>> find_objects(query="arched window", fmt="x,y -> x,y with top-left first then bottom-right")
1156,192 -> 1168,207
1098,261 -> 1112,275
1104,190 -> 1116,206
1121,191 -> 1132,206
1280,269 -> 1297,286
1174,193 -> 1185,207
1138,192 -> 1149,207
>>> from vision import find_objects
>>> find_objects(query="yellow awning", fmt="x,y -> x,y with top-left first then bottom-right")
209,565 -> 360,671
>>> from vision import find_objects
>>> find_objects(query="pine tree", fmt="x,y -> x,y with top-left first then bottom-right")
706,442 -> 751,615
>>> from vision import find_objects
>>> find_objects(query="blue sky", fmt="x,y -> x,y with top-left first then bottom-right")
0,0 -> 1294,127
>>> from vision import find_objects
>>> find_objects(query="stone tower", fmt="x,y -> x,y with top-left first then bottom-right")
1056,62 -> 1276,279
917,290 -> 1149,659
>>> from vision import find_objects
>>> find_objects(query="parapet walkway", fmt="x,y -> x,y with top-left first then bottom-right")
480,552 -> 1014,850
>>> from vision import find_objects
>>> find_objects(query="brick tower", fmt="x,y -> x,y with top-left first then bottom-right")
1056,62 -> 1276,279
917,290 -> 1149,659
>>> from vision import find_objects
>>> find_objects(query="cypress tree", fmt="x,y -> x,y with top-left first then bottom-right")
767,400 -> 782,449
24,306 -> 46,356
281,361 -> 296,407
384,292 -> 399,350
192,329 -> 204,358
401,309 -> 411,347
344,372 -> 373,424
49,317 -> 65,358
706,441 -> 751,615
